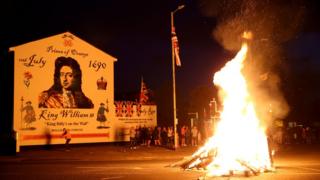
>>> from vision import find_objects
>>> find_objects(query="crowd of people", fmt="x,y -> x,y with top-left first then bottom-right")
129,125 -> 202,149
281,125 -> 320,145
268,125 -> 320,152
128,123 -> 320,150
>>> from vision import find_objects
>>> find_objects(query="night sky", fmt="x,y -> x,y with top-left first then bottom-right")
0,0 -> 227,92
1,0 -> 320,127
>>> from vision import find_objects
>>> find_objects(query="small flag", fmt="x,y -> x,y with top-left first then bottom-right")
171,27 -> 181,66
115,101 -> 124,117
125,101 -> 134,117
136,103 -> 142,117
139,77 -> 149,104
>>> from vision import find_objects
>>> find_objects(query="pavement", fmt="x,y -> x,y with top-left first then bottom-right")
2,143 -> 320,180
2,142 -> 320,167
0,143 -> 199,163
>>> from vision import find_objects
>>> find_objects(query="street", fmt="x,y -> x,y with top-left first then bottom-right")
1,144 -> 320,179
1,159 -> 202,180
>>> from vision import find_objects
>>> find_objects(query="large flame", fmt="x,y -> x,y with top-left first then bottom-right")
190,38 -> 272,176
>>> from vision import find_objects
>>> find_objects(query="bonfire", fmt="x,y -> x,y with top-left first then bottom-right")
173,32 -> 274,177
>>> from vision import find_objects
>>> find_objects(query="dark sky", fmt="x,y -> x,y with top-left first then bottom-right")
0,0 -> 228,95
1,0 -> 320,125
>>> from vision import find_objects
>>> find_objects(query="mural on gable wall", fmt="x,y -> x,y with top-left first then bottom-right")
10,32 -> 157,146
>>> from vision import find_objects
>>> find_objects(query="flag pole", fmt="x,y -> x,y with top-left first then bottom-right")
171,5 -> 184,150
171,11 -> 178,150
140,76 -> 144,104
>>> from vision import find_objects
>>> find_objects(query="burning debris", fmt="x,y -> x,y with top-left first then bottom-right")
172,135 -> 274,177
173,32 -> 275,177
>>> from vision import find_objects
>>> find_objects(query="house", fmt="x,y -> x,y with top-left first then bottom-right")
10,32 -> 117,145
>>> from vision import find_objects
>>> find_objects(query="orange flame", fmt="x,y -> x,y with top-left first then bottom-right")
191,36 -> 272,176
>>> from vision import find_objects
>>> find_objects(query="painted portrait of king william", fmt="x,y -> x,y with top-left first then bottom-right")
39,56 -> 94,109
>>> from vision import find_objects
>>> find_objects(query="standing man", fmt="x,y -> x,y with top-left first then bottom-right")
62,128 -> 72,151
191,126 -> 199,146
129,126 -> 136,149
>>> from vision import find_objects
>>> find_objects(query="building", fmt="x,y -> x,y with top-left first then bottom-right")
9,32 -> 156,146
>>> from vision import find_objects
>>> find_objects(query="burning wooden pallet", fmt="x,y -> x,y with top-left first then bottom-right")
171,144 -> 275,177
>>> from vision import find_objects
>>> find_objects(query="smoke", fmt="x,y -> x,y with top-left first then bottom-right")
199,0 -> 306,125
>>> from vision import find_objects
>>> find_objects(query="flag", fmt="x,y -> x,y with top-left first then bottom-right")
171,27 -> 181,66
139,77 -> 149,104
136,103 -> 142,117
125,101 -> 134,117
115,101 -> 124,117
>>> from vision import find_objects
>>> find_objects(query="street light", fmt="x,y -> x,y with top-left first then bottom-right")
171,4 -> 185,150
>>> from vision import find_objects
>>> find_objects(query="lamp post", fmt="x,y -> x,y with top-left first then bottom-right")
171,4 -> 184,150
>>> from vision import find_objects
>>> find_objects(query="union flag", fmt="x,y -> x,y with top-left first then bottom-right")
136,103 -> 142,117
171,26 -> 181,66
115,101 -> 123,117
125,101 -> 134,117
139,77 -> 149,104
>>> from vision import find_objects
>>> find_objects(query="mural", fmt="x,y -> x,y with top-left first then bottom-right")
20,98 -> 36,130
10,32 -> 157,146
39,56 -> 94,109
23,71 -> 33,88
96,100 -> 109,129
97,76 -> 107,90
